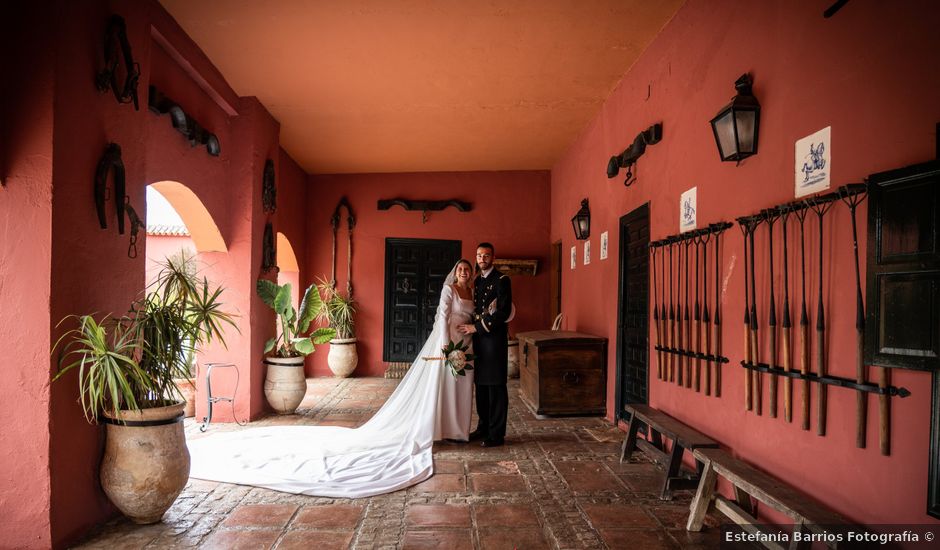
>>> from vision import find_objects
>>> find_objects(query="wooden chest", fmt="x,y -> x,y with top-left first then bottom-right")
517,330 -> 608,416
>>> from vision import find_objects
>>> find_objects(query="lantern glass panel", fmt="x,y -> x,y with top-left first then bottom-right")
734,110 -> 757,154
713,110 -> 737,159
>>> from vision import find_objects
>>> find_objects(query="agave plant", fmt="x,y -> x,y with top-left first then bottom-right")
257,280 -> 336,357
53,254 -> 238,422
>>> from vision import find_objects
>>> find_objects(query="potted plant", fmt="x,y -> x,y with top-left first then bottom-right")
317,279 -> 358,378
256,280 -> 336,413
52,255 -> 236,524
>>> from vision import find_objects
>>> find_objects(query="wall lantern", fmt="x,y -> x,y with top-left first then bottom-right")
710,73 -> 760,163
571,199 -> 591,240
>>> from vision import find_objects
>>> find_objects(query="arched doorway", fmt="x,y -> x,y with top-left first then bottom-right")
276,232 -> 301,309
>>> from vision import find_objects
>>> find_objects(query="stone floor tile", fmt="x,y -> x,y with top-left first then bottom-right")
580,503 -> 658,529
597,528 -> 677,549
201,529 -> 281,550
433,459 -> 464,474
478,528 -> 551,550
469,473 -> 528,493
466,460 -> 520,474
221,504 -> 298,529
291,504 -> 364,529
400,529 -> 473,549
562,472 -> 624,492
405,504 -> 471,528
473,503 -> 540,528
411,473 -> 467,492
275,530 -> 354,550
618,472 -> 664,493
552,460 -> 612,476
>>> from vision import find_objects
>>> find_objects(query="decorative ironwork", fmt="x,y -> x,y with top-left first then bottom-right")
262,159 -> 276,213
95,15 -> 140,110
377,198 -> 471,223
262,222 -> 276,273
331,197 -> 356,296
148,86 -> 221,156
94,143 -> 126,233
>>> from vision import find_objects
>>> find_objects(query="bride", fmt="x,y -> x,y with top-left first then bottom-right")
186,259 -> 476,497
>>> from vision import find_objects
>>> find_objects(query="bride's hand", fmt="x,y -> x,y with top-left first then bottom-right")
457,324 -> 476,335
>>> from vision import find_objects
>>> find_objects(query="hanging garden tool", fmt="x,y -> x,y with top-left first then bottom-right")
684,237 -> 694,387
661,238 -> 668,382
701,228 -> 713,395
763,208 -> 781,418
651,242 -> 662,380
693,231 -> 702,391
793,202 -> 811,431
807,194 -> 834,436
839,184 -> 869,448
668,237 -> 677,383
738,217 -> 753,410
746,216 -> 762,415
778,204 -> 794,423
714,225 -> 724,397
676,237 -> 684,386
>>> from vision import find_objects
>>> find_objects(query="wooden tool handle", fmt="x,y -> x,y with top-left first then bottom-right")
714,321 -> 722,397
816,328 -> 826,436
686,321 -> 693,388
677,317 -> 685,386
879,367 -> 890,455
800,323 -> 810,431
856,334 -> 867,448
704,323 -> 712,396
744,322 -> 752,410
654,318 -> 663,380
694,319 -> 702,392
781,328 -> 792,423
750,327 -> 761,415
768,328 -> 777,418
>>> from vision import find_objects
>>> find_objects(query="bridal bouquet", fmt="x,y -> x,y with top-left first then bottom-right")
441,339 -> 474,378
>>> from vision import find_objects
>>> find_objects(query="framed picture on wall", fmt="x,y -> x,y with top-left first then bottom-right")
584,240 -> 591,265
600,231 -> 609,260
570,246 -> 576,270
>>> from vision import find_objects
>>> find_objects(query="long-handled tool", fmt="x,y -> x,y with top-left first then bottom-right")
778,204 -> 794,423
694,232 -> 703,391
738,218 -> 752,410
763,209 -> 781,418
747,216 -> 762,415
661,240 -> 669,383
808,195 -> 834,436
701,229 -> 713,395
652,243 -> 662,380
714,226 -> 723,397
668,238 -> 676,383
839,184 -> 869,448
685,238 -> 694,388
677,237 -> 685,386
793,203 -> 811,431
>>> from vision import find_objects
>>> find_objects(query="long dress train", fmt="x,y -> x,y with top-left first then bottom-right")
186,282 -> 473,498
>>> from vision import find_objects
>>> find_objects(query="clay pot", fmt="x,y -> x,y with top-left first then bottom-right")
173,378 -> 196,418
507,339 -> 520,378
327,338 -> 358,378
263,356 -> 307,414
101,402 -> 190,524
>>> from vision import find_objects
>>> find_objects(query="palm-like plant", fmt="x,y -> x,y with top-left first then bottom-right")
317,279 -> 357,340
53,254 -> 237,422
257,280 -> 336,357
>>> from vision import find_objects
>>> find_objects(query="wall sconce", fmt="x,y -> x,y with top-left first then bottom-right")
710,73 -> 760,163
606,123 -> 663,186
571,199 -> 590,240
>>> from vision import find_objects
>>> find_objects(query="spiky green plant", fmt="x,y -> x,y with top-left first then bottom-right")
52,254 -> 238,422
257,280 -> 336,357
317,279 -> 357,340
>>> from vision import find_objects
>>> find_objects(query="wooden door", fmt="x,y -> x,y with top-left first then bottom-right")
383,238 -> 461,362
615,203 -> 650,419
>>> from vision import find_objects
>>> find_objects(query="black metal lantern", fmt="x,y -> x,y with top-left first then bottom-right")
710,74 -> 760,163
571,199 -> 590,240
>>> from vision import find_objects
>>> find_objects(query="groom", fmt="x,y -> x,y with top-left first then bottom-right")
459,242 -> 512,447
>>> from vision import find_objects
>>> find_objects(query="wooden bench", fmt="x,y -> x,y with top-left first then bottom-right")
687,448 -> 856,549
620,404 -> 720,500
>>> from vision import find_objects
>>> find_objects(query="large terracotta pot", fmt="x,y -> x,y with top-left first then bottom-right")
101,402 -> 190,524
173,377 -> 196,418
264,356 -> 307,414
327,338 -> 358,378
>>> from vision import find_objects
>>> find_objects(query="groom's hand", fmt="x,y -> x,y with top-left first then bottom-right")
458,324 -> 477,334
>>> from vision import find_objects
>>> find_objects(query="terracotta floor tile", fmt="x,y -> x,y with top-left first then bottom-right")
405,504 -> 471,528
275,530 -> 354,550
469,473 -> 527,493
412,473 -> 466,492
618,472 -> 664,493
221,504 -> 298,529
201,529 -> 281,550
562,472 -> 624,492
466,460 -> 520,474
648,503 -> 696,529
597,528 -> 676,549
400,530 -> 473,549
552,460 -> 612,476
314,419 -> 358,428
581,503 -> 658,529
434,459 -> 464,474
291,504 -> 364,529
473,504 -> 540,528
478,528 -> 550,550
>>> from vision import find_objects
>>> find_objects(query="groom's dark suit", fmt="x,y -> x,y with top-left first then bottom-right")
471,268 -> 512,444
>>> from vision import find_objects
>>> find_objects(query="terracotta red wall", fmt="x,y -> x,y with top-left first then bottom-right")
277,148 -> 308,281
305,171 -> 552,377
552,0 -> 940,526
0,4 -> 55,548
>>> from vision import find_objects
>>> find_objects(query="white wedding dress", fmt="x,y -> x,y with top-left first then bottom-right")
186,277 -> 474,498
